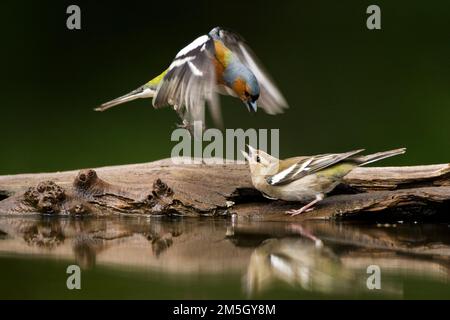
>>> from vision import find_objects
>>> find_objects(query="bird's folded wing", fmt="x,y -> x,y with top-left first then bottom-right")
153,35 -> 222,127
212,27 -> 288,114
266,149 -> 365,186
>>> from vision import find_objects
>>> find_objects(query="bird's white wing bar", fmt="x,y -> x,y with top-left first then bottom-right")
153,35 -> 222,127
168,56 -> 196,70
268,157 -> 313,185
211,27 -> 288,115
175,35 -> 210,58
187,61 -> 204,76
268,163 -> 297,185
266,150 -> 365,186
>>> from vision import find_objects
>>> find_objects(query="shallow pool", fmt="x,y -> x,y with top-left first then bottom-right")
0,215 -> 449,299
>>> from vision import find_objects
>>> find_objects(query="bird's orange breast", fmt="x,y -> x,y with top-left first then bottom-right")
232,77 -> 246,98
213,40 -> 230,85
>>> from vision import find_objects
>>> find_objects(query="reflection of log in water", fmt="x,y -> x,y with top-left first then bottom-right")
0,216 -> 449,297
233,220 -> 450,295
0,160 -> 449,220
0,217 -> 253,273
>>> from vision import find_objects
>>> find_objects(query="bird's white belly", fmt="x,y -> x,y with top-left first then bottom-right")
259,174 -> 339,202
274,176 -> 319,202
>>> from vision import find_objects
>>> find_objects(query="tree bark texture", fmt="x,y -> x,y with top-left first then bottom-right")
0,159 -> 449,221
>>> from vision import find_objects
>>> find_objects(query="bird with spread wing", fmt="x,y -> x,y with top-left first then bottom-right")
95,27 -> 288,129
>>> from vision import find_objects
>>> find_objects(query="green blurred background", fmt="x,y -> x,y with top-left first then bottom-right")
1,0 -> 449,175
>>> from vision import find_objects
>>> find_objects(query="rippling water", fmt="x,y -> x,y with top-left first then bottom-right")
0,215 -> 449,299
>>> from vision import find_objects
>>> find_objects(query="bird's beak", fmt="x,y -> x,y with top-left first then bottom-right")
241,150 -> 250,162
246,100 -> 257,113
242,144 -> 257,163
247,144 -> 257,156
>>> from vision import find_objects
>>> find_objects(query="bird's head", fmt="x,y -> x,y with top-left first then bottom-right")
232,71 -> 260,112
241,145 -> 279,179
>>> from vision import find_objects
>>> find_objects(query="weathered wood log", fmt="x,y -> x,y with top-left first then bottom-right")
0,159 -> 449,221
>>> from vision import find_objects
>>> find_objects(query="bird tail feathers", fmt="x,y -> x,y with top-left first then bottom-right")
94,86 -> 155,112
356,148 -> 406,166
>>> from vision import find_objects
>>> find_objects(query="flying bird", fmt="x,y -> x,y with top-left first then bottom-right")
242,146 -> 406,216
95,27 -> 288,129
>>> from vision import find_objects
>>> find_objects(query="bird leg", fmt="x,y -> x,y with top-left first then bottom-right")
289,224 -> 323,248
286,194 -> 324,216
174,105 -> 189,129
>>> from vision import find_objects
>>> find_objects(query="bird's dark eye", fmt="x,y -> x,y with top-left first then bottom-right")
244,91 -> 250,97
251,94 -> 259,102
256,155 -> 261,163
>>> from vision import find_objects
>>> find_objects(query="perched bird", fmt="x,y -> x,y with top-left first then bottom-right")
95,27 -> 288,129
242,146 -> 406,216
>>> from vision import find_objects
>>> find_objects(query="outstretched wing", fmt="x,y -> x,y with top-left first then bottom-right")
266,149 -> 364,186
153,35 -> 222,127
210,27 -> 288,115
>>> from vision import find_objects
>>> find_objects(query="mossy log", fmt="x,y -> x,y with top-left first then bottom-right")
0,159 -> 449,221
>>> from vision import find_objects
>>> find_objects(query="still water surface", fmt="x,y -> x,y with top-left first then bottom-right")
0,215 -> 449,299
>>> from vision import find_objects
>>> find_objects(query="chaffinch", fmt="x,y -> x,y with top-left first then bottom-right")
242,146 -> 406,216
95,27 -> 288,128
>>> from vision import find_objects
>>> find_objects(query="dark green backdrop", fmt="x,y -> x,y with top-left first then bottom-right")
1,0 -> 449,174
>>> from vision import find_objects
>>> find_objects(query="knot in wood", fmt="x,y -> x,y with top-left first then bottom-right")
69,204 -> 89,215
152,179 -> 173,198
24,181 -> 66,213
74,169 -> 98,190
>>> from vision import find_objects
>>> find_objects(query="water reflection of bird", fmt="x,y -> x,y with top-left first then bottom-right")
244,238 -> 353,296
242,146 -> 406,215
95,27 -> 288,129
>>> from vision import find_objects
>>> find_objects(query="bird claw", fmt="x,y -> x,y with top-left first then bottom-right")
286,207 -> 314,216
177,120 -> 205,138
177,120 -> 191,129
